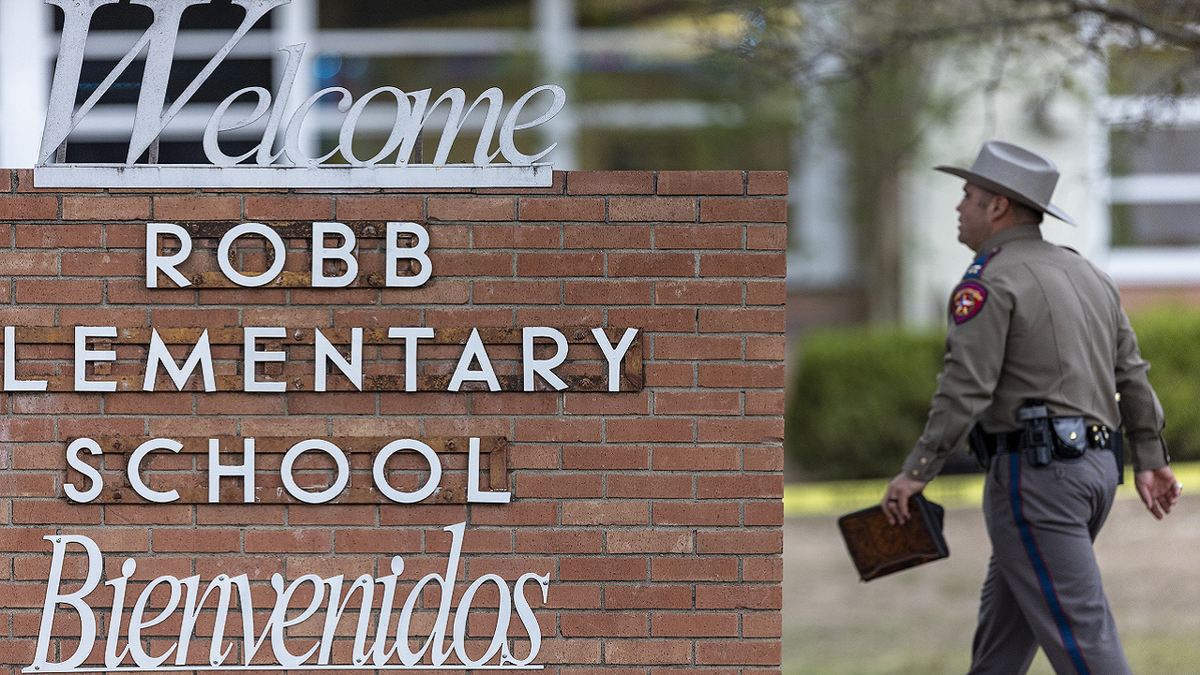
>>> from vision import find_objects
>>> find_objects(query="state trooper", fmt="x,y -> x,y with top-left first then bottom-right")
881,140 -> 1182,675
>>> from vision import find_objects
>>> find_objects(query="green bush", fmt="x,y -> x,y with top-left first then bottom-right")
1129,307 -> 1200,463
786,326 -> 946,480
786,307 -> 1200,480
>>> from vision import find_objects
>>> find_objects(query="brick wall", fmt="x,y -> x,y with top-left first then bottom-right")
0,169 -> 787,675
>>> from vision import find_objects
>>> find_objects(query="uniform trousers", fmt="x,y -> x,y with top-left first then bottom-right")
967,449 -> 1129,675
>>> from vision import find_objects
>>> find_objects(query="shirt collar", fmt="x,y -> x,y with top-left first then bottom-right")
979,223 -> 1042,252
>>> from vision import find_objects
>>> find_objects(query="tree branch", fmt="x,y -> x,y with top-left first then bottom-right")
1068,0 -> 1200,50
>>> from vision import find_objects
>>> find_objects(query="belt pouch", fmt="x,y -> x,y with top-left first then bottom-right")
1051,417 -> 1087,460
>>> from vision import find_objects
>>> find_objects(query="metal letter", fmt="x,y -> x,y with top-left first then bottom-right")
5,326 -> 48,392
209,438 -> 256,504
449,328 -> 501,392
129,439 -> 182,503
219,223 -> 287,287
523,327 -> 569,392
386,222 -> 432,288
125,0 -> 213,164
64,438 -> 105,503
128,574 -> 184,667
39,0 -> 126,164
387,327 -> 434,392
244,327 -> 287,393
281,439 -> 349,504
392,522 -> 464,666
422,88 -> 503,166
75,326 -> 117,392
315,327 -> 363,391
367,557 -> 404,666
146,223 -> 193,289
373,440 -> 441,504
283,87 -> 353,166
592,327 -> 639,392
144,328 -> 216,392
204,87 -> 273,166
104,559 -> 137,668
505,573 -> 550,666
125,0 -> 292,165
31,535 -> 102,671
256,44 -> 306,165
312,222 -> 359,288
270,574 -> 325,667
338,87 -> 412,166
467,437 -> 510,504
499,85 -> 566,165
317,573 -> 376,665
452,574 -> 511,667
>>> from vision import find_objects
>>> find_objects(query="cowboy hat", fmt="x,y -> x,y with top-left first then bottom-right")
936,140 -> 1076,226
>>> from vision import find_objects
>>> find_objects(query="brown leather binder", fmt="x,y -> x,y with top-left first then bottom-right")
837,494 -> 949,581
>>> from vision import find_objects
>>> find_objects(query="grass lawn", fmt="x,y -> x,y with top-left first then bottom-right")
783,471 -> 1200,674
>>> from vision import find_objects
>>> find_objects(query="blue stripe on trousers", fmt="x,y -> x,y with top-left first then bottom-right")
1007,452 -> 1091,675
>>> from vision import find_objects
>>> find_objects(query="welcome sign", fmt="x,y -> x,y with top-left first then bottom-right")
21,215 -> 647,672
34,0 -> 564,188
4,2 -> 787,673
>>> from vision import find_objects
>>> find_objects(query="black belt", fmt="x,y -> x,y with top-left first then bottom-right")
989,423 -> 1113,454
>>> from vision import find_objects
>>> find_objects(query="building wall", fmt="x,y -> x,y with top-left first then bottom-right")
900,52 -> 1102,327
0,170 -> 787,675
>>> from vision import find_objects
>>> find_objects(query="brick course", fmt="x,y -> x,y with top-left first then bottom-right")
0,170 -> 784,675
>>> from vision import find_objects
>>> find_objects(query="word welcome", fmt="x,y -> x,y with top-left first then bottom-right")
28,525 -> 548,672
3,326 -> 639,394
34,0 -> 563,188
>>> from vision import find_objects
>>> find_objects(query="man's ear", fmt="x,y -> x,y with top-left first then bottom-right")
988,194 -> 1010,221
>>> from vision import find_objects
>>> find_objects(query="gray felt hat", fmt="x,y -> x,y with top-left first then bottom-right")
936,140 -> 1076,226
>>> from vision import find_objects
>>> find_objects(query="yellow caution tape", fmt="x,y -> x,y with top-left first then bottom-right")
784,461 -> 1200,517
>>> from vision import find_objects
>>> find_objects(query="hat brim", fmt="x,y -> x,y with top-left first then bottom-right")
936,166 -> 1076,227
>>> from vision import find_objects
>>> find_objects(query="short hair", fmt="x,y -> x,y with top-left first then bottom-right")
1008,199 -> 1045,225
976,186 -> 1044,225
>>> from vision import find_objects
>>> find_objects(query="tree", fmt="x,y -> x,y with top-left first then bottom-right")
718,0 -> 1200,94
699,0 -> 1200,322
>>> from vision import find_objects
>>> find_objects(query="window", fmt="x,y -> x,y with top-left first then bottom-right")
1102,47 -> 1200,284
1109,127 -> 1200,247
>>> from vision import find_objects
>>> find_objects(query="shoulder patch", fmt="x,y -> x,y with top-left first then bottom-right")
1059,245 -> 1081,255
962,247 -> 1001,280
951,282 -> 987,324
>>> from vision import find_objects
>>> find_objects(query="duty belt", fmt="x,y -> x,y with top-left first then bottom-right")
989,423 -> 1113,454
969,409 -> 1124,482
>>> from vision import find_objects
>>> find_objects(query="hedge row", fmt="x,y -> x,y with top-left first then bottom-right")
787,306 -> 1200,480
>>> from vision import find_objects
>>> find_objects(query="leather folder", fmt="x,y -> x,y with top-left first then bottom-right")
837,494 -> 949,581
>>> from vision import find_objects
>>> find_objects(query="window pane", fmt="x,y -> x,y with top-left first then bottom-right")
1111,128 -> 1200,176
319,0 -> 531,29
1111,202 -> 1200,247
53,2 -> 272,30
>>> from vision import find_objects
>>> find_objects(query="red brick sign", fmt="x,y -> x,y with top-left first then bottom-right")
0,170 -> 786,675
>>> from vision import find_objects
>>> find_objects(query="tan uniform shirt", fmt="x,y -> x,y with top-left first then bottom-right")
902,224 -> 1169,482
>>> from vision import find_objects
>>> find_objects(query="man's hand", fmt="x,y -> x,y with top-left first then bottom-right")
882,473 -> 929,525
1135,466 -> 1183,519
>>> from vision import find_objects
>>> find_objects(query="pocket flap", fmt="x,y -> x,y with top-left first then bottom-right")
1052,417 -> 1088,454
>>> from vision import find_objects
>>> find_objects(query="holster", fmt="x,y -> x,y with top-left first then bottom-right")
1019,399 -> 1053,467
967,423 -> 993,471
1113,427 -> 1125,485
